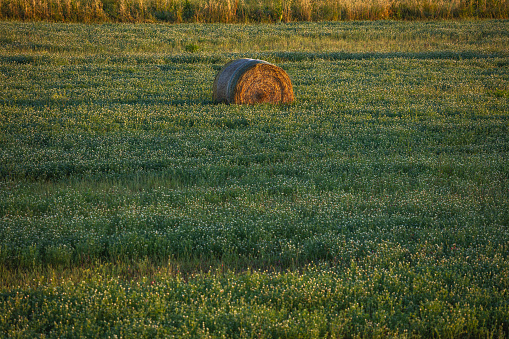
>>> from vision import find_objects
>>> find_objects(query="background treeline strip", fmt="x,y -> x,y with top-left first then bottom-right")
0,0 -> 508,23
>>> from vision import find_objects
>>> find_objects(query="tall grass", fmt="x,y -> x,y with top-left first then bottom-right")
0,0 -> 508,22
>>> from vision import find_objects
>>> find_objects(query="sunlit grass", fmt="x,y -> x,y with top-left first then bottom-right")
0,0 -> 507,23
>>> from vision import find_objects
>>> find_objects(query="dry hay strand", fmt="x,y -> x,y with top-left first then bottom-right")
213,58 -> 294,105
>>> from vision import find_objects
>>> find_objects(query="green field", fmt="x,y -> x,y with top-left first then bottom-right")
1,20 -> 509,337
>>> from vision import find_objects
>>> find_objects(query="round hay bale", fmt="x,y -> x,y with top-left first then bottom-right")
213,58 -> 294,105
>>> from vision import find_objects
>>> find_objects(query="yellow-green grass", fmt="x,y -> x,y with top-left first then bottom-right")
0,0 -> 508,23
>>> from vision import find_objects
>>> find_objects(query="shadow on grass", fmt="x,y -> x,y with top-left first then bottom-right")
1,50 -> 507,66
3,97 -> 215,107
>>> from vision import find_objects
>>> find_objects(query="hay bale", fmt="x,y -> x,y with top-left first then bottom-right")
213,58 -> 294,105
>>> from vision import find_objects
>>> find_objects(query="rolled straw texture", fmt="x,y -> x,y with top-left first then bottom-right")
213,58 -> 294,105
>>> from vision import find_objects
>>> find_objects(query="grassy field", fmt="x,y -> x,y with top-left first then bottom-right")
1,20 -> 509,337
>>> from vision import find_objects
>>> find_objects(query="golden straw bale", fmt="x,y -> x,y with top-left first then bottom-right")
213,58 -> 294,105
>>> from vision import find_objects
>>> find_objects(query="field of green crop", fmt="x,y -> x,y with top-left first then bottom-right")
1,20 -> 508,337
